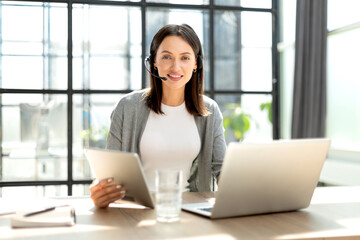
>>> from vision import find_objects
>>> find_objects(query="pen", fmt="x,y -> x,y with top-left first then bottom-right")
23,205 -> 69,217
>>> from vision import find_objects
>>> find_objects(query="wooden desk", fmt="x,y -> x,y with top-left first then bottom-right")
1,186 -> 360,240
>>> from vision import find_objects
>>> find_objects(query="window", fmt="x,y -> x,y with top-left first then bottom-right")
0,0 -> 279,197
324,0 -> 360,186
326,0 -> 360,151
278,0 -> 296,140
279,0 -> 360,186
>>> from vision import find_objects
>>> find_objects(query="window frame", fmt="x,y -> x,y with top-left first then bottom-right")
0,0 -> 280,196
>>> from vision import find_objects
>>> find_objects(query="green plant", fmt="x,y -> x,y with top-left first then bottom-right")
223,103 -> 251,141
260,102 -> 272,124
80,126 -> 109,143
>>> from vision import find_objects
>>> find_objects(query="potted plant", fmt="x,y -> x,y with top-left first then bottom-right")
80,126 -> 109,148
260,102 -> 272,124
223,103 -> 251,141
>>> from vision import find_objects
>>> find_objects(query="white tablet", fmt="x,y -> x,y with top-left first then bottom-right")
84,148 -> 154,209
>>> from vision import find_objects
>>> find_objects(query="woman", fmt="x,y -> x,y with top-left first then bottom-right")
90,24 -> 226,208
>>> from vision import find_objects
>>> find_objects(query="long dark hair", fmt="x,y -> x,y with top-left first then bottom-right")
146,24 -> 209,116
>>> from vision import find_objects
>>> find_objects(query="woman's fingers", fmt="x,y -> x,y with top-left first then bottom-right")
89,178 -> 112,194
89,178 -> 127,208
96,189 -> 126,208
91,183 -> 122,201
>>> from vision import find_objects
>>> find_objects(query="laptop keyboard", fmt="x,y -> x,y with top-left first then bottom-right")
199,207 -> 213,213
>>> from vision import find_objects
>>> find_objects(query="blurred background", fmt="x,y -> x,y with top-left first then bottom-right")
0,0 -> 359,197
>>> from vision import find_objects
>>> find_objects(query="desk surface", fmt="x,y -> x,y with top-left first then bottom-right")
1,186 -> 360,240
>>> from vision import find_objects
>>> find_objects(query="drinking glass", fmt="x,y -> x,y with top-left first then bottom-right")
155,169 -> 182,223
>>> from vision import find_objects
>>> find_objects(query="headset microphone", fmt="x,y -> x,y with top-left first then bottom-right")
144,57 -> 167,81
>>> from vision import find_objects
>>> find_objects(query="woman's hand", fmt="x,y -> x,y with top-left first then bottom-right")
89,178 -> 126,208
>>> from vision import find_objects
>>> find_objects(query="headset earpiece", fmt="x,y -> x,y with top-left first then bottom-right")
144,55 -> 167,81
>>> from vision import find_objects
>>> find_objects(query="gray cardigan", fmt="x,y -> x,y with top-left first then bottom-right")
106,89 -> 226,192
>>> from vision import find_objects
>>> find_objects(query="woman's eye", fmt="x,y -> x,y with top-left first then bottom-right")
162,56 -> 170,60
182,56 -> 190,61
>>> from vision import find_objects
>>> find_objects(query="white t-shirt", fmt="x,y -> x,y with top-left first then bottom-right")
139,102 -> 201,191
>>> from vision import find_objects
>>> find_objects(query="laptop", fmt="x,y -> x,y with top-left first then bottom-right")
84,148 -> 155,209
181,138 -> 331,219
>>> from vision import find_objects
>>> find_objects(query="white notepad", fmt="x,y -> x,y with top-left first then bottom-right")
11,206 -> 76,228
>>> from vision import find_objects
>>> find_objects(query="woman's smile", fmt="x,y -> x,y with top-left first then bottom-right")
167,73 -> 184,81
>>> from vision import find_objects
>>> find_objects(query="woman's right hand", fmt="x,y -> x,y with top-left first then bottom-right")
89,178 -> 126,208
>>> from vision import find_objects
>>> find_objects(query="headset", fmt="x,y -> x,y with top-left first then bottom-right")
144,56 -> 167,81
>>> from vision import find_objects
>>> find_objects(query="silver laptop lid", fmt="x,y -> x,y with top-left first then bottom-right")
211,138 -> 331,219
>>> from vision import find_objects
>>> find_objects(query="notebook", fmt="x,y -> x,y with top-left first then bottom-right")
11,205 -> 75,228
84,148 -> 155,209
182,138 -> 331,219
